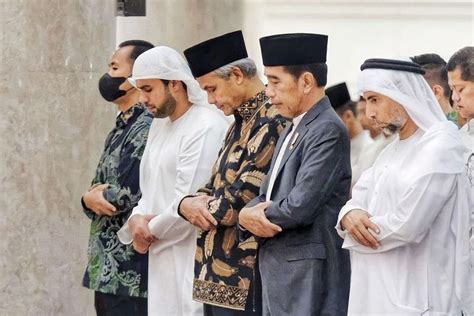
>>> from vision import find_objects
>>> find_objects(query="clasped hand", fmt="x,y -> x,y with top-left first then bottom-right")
129,214 -> 157,254
179,195 -> 217,231
239,201 -> 282,238
341,209 -> 380,249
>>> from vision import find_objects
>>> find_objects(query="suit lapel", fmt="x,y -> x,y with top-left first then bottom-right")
268,123 -> 293,174
275,124 -> 308,176
273,97 -> 332,182
261,123 -> 293,195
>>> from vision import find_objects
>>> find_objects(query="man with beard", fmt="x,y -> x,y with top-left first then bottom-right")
352,96 -> 395,186
81,40 -> 153,315
117,46 -> 229,316
337,58 -> 471,315
178,30 -> 287,315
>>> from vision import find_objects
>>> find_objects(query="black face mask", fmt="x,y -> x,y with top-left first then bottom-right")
98,73 -> 129,102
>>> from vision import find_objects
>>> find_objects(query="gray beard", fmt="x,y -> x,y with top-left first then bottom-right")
382,123 -> 402,135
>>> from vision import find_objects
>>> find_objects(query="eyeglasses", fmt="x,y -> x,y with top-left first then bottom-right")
466,153 -> 474,186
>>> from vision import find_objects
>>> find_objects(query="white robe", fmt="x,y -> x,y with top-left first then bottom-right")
337,127 -> 472,315
460,119 -> 474,313
118,105 -> 228,316
350,130 -> 374,186
351,133 -> 395,187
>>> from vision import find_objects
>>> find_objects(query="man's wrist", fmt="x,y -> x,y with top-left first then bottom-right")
177,195 -> 196,220
81,195 -> 92,211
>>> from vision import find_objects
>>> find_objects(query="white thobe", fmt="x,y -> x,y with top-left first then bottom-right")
118,105 -> 228,316
351,133 -> 395,187
337,128 -> 472,315
350,130 -> 373,186
460,119 -> 474,313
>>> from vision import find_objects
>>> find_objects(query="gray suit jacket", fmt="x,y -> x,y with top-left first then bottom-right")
245,96 -> 351,316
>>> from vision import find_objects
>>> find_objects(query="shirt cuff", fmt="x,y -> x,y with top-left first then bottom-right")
117,220 -> 133,245
177,194 -> 196,221
81,196 -> 92,212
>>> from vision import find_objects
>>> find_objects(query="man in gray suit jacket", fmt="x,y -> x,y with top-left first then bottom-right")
239,33 -> 351,316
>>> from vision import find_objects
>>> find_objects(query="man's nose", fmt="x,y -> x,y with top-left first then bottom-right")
139,92 -> 148,104
207,93 -> 216,105
365,102 -> 376,119
451,89 -> 461,103
265,85 -> 275,98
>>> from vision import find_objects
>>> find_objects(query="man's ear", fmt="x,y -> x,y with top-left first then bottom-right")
341,109 -> 355,124
169,80 -> 182,92
231,66 -> 245,85
432,84 -> 443,101
301,72 -> 316,94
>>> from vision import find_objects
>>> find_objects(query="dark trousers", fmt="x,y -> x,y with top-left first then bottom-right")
94,291 -> 147,316
204,304 -> 260,316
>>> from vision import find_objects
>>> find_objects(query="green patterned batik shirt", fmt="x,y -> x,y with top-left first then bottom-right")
81,103 -> 152,297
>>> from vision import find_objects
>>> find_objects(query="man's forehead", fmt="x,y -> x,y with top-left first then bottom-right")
110,46 -> 133,63
264,66 -> 285,77
197,72 -> 220,88
447,67 -> 466,83
136,78 -> 161,88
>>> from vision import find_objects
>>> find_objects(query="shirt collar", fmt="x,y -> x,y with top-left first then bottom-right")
235,90 -> 266,122
467,118 -> 474,134
116,102 -> 146,128
292,111 -> 307,128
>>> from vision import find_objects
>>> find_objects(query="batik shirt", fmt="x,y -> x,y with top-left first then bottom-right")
191,91 -> 287,310
82,103 -> 152,298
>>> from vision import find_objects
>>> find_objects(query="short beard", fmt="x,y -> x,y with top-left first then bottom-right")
154,89 -> 177,119
379,112 -> 406,136
382,123 -> 402,135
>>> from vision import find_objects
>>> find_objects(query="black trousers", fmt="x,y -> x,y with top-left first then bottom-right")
204,304 -> 260,316
94,291 -> 147,316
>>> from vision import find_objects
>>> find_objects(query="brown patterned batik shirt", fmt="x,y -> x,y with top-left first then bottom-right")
191,90 -> 287,311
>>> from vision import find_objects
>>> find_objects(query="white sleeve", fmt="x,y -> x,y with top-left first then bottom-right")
148,122 -> 225,242
336,166 -> 374,238
117,200 -> 148,245
342,173 -> 457,253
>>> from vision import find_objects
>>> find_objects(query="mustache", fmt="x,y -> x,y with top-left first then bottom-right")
372,119 -> 402,135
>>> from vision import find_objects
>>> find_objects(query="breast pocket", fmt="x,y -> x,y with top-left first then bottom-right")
285,242 -> 326,262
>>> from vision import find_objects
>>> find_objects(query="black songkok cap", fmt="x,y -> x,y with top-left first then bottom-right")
184,30 -> 248,78
259,33 -> 328,66
326,82 -> 352,109
360,58 -> 425,75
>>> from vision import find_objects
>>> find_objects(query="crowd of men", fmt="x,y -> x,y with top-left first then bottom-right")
80,31 -> 474,316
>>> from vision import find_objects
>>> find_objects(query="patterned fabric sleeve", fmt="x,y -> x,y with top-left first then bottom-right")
102,122 -> 149,215
206,119 -> 285,226
196,124 -> 234,196
81,131 -> 116,220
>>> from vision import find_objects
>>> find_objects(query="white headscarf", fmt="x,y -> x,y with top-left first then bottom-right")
356,57 -> 467,176
128,46 -> 217,111
357,57 -> 446,132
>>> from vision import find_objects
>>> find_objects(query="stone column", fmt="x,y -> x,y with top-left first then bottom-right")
0,0 -> 116,314
117,0 -> 244,52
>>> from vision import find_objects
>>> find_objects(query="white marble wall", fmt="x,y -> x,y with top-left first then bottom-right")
116,0 -> 244,53
117,0 -> 473,97
242,0 -> 474,96
0,0 -> 116,315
